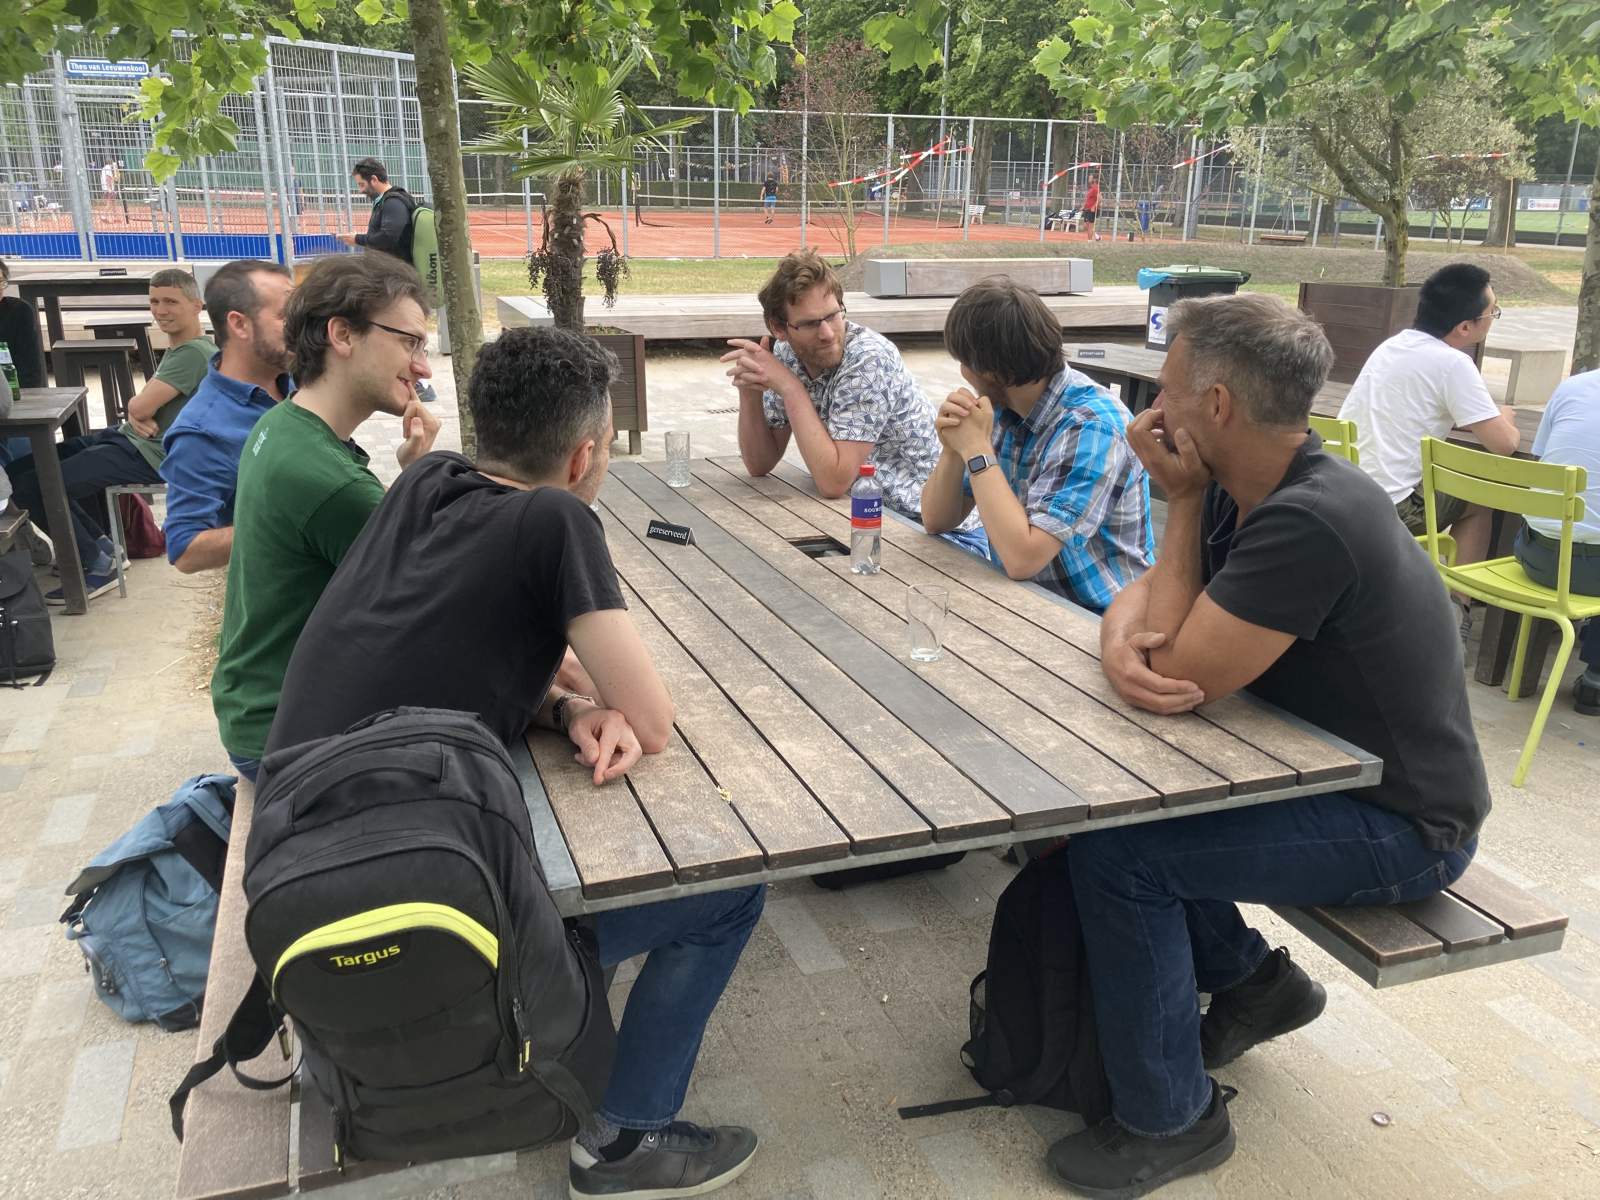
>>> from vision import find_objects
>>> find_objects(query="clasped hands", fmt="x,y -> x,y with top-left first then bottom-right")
936,387 -> 996,460
721,335 -> 802,398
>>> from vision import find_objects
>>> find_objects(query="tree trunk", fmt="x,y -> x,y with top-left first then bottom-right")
410,0 -> 482,456
546,168 -> 588,330
1574,151 -> 1600,374
972,123 -> 994,210
1381,197 -> 1409,286
1480,177 -> 1520,249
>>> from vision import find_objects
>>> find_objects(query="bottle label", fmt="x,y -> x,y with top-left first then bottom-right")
851,494 -> 882,529
0,342 -> 13,365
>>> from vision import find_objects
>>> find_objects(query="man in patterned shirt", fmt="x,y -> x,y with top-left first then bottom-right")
724,250 -> 982,545
922,277 -> 1153,610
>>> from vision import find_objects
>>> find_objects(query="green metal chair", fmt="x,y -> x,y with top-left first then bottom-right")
1419,436 -> 1600,786
1308,414 -> 1359,465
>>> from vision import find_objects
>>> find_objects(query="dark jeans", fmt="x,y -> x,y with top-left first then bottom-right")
1067,793 -> 1475,1137
1513,524 -> 1600,669
8,429 -> 161,567
590,885 -> 766,1129
227,753 -> 261,785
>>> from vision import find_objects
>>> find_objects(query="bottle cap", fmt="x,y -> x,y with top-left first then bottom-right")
859,463 -> 876,475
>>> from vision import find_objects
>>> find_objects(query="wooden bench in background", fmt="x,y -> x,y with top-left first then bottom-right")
1273,860 -> 1566,988
592,332 -> 649,456
51,337 -> 137,427
1258,232 -> 1307,246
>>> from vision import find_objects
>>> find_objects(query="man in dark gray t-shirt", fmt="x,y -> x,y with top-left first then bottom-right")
1045,294 -> 1490,1199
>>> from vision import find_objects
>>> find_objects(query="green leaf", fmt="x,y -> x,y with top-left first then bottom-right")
355,0 -> 385,26
144,149 -> 181,183
1068,16 -> 1103,44
268,17 -> 301,40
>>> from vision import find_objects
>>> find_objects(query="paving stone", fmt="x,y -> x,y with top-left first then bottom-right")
915,1130 -> 1011,1200
55,1038 -> 135,1150
0,764 -> 27,793
65,674 -> 107,700
23,978 -> 92,1044
1486,994 -> 1599,1063
802,1155 -> 879,1200
36,793 -> 95,846
761,899 -> 846,976
845,880 -> 920,934
0,926 -> 50,979
4,884 -> 68,928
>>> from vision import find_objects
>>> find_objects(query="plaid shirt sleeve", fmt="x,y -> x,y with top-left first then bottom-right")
1023,415 -> 1138,546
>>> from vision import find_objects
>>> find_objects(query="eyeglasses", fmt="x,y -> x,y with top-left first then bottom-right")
786,307 -> 847,335
1480,305 -> 1502,322
370,321 -> 429,360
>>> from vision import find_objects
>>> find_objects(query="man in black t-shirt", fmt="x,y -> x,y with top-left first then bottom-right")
268,328 -> 764,1200
1047,294 -> 1491,1197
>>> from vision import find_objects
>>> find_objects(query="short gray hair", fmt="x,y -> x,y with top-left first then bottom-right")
1167,293 -> 1333,428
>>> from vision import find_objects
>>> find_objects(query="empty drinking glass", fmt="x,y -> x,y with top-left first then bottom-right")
906,585 -> 949,662
665,430 -> 691,487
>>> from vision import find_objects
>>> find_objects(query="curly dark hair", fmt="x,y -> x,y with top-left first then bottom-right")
944,276 -> 1065,387
284,254 -> 430,386
469,327 -> 617,479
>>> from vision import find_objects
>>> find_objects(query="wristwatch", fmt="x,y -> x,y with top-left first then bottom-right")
552,693 -> 596,734
966,452 -> 999,477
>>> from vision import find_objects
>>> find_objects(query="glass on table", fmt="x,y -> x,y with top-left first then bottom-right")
906,584 -> 949,662
664,430 -> 691,487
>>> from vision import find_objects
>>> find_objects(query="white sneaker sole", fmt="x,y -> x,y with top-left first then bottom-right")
569,1143 -> 757,1200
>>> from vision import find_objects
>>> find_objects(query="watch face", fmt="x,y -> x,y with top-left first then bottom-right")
967,454 -> 991,475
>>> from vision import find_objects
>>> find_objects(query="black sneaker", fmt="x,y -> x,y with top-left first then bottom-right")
1576,673 -> 1600,717
1201,947 -> 1326,1070
1048,1080 -> 1236,1199
569,1121 -> 758,1199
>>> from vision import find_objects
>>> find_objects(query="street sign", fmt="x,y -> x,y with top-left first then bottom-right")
65,58 -> 151,80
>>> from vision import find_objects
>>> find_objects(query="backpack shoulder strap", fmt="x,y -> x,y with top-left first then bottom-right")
168,975 -> 295,1140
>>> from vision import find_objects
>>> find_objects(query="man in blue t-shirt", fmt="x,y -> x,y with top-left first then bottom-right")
1513,368 -> 1600,714
162,260 -> 294,573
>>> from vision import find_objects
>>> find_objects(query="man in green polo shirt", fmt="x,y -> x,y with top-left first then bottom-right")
211,253 -> 440,781
11,267 -> 216,602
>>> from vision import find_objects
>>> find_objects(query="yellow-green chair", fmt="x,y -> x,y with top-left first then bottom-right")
1308,414 -> 1360,465
1420,436 -> 1600,786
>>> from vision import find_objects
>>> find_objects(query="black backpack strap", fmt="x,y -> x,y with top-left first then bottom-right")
528,1055 -> 601,1139
898,1094 -> 1000,1119
168,975 -> 295,1140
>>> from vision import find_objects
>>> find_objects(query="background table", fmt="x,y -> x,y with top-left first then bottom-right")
1066,342 -> 1554,694
519,458 -> 1379,917
1,387 -> 91,613
15,271 -> 155,350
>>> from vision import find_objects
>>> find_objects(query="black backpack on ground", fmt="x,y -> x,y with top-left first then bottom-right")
169,708 -> 614,1165
0,540 -> 54,686
899,845 -> 1111,1123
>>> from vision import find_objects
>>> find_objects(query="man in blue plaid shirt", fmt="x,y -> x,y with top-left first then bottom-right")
922,278 -> 1153,610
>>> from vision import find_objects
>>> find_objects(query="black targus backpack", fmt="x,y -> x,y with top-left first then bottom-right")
899,845 -> 1112,1124
170,708 -> 614,1166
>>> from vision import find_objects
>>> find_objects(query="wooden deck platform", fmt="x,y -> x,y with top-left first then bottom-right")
497,286 -> 1147,341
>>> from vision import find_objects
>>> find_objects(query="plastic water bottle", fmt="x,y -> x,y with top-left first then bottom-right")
850,462 -> 882,574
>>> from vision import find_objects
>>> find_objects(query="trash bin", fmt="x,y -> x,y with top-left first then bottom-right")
1137,265 -> 1251,351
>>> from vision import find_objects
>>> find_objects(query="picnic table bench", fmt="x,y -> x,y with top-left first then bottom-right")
1257,232 -> 1307,246
175,457 -> 1565,1196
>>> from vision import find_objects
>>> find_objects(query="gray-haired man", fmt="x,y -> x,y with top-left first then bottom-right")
1050,293 -> 1491,1196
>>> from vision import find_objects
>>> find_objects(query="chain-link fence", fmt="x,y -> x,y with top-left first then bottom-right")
0,35 -> 1592,263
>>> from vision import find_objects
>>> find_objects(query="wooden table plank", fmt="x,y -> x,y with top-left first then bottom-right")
1447,862 -> 1570,939
174,779 -> 292,1200
730,462 -> 1304,796
601,492 -> 1012,845
529,731 -> 676,899
1303,905 -> 1444,966
750,463 -> 1363,789
615,575 -> 851,869
684,464 -> 1178,814
608,463 -> 1086,831
610,525 -> 946,853
673,472 -> 1155,817
1392,891 -> 1505,952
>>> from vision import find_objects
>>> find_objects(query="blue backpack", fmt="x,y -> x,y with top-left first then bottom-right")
62,775 -> 235,1031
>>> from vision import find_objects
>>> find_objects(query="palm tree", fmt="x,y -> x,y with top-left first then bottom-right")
464,53 -> 699,330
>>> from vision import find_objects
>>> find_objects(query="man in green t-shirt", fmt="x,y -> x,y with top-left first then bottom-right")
11,267 -> 217,603
211,253 -> 441,781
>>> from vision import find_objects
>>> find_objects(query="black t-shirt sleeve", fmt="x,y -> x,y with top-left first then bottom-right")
519,491 -> 627,629
1204,499 -> 1356,642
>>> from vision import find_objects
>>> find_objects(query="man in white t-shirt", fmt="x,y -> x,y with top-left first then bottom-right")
1339,263 -> 1520,579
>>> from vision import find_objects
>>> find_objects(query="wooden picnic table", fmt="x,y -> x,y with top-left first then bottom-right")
1,387 -> 92,613
521,457 -> 1381,917
15,270 -> 157,350
1065,343 -> 1561,699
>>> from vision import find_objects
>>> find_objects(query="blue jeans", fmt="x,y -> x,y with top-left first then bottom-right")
1067,793 -> 1475,1137
227,752 -> 261,784
590,884 -> 765,1129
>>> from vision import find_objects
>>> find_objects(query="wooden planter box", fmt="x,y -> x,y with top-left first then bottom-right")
1298,282 -> 1421,384
591,331 -> 648,455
